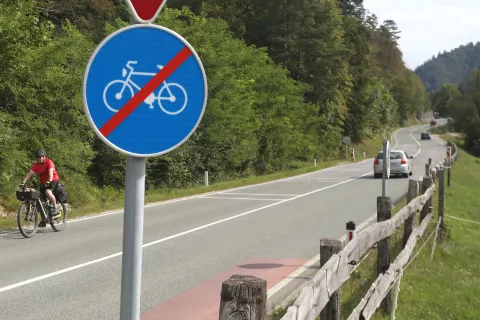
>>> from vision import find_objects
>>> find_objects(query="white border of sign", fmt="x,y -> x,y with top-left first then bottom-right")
125,0 -> 167,24
82,24 -> 208,158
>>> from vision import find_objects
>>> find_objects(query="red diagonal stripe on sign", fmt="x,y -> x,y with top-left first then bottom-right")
130,0 -> 165,21
99,46 -> 192,137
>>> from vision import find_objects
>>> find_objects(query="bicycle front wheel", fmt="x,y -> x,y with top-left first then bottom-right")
158,83 -> 188,115
17,202 -> 38,238
50,203 -> 67,232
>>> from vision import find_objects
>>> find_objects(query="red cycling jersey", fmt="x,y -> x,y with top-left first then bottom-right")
31,158 -> 59,184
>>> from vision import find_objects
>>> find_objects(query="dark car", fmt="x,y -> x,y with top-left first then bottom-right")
421,132 -> 431,140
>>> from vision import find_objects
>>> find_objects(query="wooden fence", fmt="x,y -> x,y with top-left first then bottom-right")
218,144 -> 458,320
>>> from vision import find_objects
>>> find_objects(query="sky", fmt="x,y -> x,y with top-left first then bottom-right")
363,0 -> 480,70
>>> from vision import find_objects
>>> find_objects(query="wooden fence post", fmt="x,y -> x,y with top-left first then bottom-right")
219,275 -> 266,320
448,164 -> 451,187
403,179 -> 419,247
428,158 -> 432,172
425,163 -> 430,177
377,196 -> 392,314
420,176 -> 433,222
438,169 -> 445,229
320,239 -> 343,320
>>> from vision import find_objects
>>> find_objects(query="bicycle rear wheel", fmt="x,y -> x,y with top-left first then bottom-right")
50,203 -> 67,232
17,202 -> 38,238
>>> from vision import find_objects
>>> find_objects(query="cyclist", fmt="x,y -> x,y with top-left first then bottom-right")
20,149 -> 61,227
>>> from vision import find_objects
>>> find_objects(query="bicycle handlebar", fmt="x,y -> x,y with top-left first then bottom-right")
126,61 -> 138,70
20,182 -> 38,191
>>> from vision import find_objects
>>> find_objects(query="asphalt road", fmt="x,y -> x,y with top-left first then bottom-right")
0,122 -> 447,320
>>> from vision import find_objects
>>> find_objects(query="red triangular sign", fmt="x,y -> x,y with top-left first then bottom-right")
128,0 -> 166,22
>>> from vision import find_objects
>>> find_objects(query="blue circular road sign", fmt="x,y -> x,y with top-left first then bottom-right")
83,24 -> 208,157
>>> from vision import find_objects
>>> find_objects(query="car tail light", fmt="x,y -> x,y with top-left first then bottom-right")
374,159 -> 379,165
401,158 -> 407,164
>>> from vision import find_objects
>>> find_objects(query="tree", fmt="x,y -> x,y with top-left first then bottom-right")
415,41 -> 480,92
448,70 -> 480,155
430,84 -> 462,116
40,0 -> 129,41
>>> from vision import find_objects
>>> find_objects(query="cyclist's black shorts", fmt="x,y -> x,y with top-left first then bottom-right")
40,180 -> 59,195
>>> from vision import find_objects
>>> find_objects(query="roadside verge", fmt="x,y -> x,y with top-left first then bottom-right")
0,128 -> 398,230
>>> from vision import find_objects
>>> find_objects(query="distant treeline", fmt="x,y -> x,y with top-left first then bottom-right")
415,42 -> 480,93
430,70 -> 480,156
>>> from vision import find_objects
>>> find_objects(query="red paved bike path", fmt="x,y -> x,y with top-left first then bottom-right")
141,257 -> 308,320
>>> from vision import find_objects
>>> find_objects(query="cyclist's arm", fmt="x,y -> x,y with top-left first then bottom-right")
48,168 -> 54,182
22,171 -> 34,184
46,159 -> 55,182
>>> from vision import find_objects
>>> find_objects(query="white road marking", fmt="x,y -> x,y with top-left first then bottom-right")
290,179 -> 348,183
0,171 -> 373,293
431,135 -> 446,146
266,127 -> 425,300
409,127 -> 423,157
0,231 -> 18,237
218,193 -> 300,197
409,127 -> 422,146
0,252 -> 123,293
266,211 -> 377,299
46,128 -> 406,226
198,196 -> 284,201
66,162 -> 359,224
393,130 -> 398,147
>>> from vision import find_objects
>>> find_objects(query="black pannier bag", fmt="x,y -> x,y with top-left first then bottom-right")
55,184 -> 68,203
16,189 -> 40,201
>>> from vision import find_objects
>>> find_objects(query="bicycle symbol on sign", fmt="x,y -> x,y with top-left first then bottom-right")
103,61 -> 188,115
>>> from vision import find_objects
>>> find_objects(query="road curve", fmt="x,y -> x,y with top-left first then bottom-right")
0,122 -> 447,320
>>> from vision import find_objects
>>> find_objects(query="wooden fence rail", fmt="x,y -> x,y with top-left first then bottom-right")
356,212 -> 433,319
218,154 -> 454,320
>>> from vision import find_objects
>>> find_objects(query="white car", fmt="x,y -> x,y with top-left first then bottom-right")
374,150 -> 414,178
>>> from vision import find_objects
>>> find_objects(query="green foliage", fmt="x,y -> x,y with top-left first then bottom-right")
370,20 -> 430,124
415,41 -> 480,92
0,113 -> 27,197
0,0 -> 433,215
430,84 -> 462,116
0,1 -> 96,208
447,70 -> 480,156
41,0 -> 130,42
374,142 -> 480,320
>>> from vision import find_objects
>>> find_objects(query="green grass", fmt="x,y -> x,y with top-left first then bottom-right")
269,138 -> 480,320
430,124 -> 457,135
345,138 -> 480,320
354,131 -> 392,160
382,139 -> 480,320
406,116 -> 422,127
340,193 -> 417,319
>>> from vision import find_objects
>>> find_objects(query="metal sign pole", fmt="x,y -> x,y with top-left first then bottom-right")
382,139 -> 387,197
118,12 -> 147,320
82,2 -> 207,318
120,156 -> 146,320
